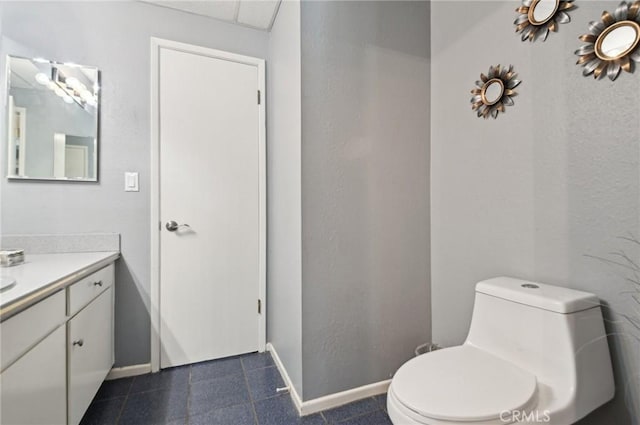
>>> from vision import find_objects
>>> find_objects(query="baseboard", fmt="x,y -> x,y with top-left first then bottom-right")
266,343 -> 390,416
106,363 -> 152,380
300,378 -> 391,416
266,343 -> 304,413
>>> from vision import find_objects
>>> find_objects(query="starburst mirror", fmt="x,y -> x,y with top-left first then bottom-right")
576,1 -> 640,80
514,0 -> 575,42
470,65 -> 521,119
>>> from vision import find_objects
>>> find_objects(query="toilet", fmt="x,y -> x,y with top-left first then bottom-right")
388,277 -> 615,425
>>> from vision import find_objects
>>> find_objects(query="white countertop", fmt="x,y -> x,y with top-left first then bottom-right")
0,252 -> 119,319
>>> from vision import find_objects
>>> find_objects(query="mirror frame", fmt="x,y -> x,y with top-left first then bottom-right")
470,65 -> 521,120
575,1 -> 640,81
5,55 -> 101,182
481,79 -> 505,106
514,0 -> 575,42
595,20 -> 640,61
528,0 -> 560,25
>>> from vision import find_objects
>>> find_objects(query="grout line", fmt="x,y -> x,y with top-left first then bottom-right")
243,363 -> 277,372
114,376 -> 135,424
185,364 -> 193,425
240,356 -> 260,425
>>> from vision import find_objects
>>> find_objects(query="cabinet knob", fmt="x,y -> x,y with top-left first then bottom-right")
93,280 -> 103,287
73,339 -> 84,347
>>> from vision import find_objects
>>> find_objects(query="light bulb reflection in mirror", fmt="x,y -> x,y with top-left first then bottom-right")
35,72 -> 50,85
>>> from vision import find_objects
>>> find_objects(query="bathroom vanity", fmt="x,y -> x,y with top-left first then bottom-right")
0,251 -> 119,425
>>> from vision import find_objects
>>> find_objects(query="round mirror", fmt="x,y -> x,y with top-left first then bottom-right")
596,21 -> 640,60
471,64 -> 520,119
529,0 -> 559,25
482,79 -> 504,105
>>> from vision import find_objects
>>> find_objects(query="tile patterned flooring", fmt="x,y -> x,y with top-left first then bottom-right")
81,352 -> 392,425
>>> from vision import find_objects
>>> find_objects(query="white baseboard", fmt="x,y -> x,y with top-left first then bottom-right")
266,343 -> 304,413
266,343 -> 390,416
106,363 -> 152,380
300,378 -> 390,416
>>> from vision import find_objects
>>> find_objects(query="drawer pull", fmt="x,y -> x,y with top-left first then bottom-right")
72,339 -> 84,347
93,280 -> 103,287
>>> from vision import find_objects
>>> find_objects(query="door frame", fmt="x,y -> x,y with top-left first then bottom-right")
149,37 -> 266,373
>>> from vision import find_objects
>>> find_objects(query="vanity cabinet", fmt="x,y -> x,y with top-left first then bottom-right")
0,261 -> 115,425
0,325 -> 67,424
68,286 -> 114,425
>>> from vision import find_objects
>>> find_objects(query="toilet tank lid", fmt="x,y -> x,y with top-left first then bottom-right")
476,277 -> 600,313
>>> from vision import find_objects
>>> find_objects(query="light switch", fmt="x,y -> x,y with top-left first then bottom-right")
125,172 -> 139,192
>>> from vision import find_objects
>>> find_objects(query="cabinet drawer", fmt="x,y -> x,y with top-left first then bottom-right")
68,263 -> 114,316
68,287 -> 114,425
1,325 -> 67,425
0,290 -> 66,371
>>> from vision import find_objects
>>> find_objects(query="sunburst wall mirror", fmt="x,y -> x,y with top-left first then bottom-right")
470,65 -> 521,119
576,1 -> 640,80
514,0 -> 575,42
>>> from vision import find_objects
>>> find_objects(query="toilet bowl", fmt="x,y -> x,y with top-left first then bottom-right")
388,277 -> 615,425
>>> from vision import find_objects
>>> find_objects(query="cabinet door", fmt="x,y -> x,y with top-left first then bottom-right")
0,325 -> 67,425
68,287 -> 114,425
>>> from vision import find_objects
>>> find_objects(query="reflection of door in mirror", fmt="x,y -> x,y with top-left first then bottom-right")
7,96 -> 26,177
65,145 -> 89,178
53,133 -> 90,179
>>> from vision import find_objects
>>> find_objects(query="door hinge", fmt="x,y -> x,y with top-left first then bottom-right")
257,90 -> 261,105
258,299 -> 262,314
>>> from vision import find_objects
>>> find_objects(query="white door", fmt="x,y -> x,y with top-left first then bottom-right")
64,145 -> 89,178
157,43 -> 265,369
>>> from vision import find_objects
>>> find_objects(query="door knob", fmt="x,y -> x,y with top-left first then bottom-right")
166,221 -> 190,232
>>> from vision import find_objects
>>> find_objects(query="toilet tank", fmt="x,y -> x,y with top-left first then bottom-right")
464,277 -> 614,422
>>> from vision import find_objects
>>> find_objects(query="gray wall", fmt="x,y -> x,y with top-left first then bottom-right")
300,1 -> 431,400
0,1 -> 269,367
266,0 -> 304,399
431,1 -> 639,422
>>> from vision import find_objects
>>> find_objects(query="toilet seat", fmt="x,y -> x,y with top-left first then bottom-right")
389,345 -> 538,424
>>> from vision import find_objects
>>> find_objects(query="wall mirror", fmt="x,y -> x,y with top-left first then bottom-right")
596,21 -> 640,59
576,1 -> 640,80
6,56 -> 100,181
514,0 -> 574,42
470,65 -> 521,119
482,79 -> 504,105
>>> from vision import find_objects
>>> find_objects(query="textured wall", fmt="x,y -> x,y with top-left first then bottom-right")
300,1 -> 431,400
0,1 -> 268,367
431,1 -> 639,422
266,0 -> 304,399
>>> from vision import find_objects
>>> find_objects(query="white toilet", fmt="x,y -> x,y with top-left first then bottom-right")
388,277 -> 615,425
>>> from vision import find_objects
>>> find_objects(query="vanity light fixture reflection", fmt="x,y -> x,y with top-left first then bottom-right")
514,0 -> 575,42
575,1 -> 640,80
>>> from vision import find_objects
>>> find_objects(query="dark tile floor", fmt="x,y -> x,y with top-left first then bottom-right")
81,352 -> 391,425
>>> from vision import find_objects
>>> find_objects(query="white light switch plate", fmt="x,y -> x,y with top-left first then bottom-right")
125,172 -> 139,192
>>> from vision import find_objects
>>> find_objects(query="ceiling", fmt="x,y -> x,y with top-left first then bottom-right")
141,0 -> 282,31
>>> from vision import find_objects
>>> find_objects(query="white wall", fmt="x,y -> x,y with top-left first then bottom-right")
431,1 -> 640,422
0,1 -> 269,367
266,0 -> 303,399
300,0 -> 431,400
